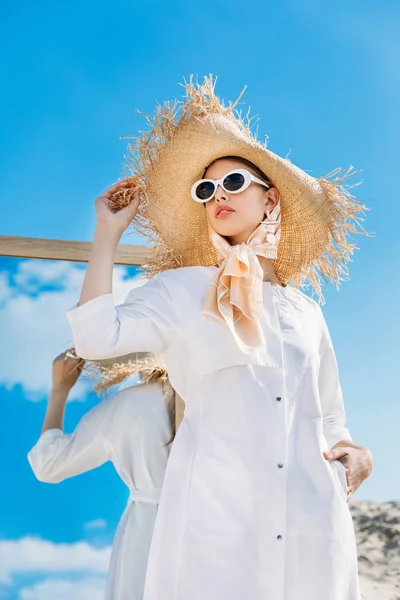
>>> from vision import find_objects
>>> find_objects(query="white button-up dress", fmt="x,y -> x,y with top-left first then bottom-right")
28,380 -> 173,600
67,266 -> 360,600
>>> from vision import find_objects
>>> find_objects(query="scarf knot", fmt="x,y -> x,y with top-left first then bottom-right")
203,204 -> 282,354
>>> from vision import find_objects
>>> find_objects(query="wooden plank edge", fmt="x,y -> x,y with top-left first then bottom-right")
0,236 -> 152,266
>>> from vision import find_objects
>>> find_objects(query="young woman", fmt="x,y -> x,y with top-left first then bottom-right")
28,350 -> 175,600
67,77 -> 373,600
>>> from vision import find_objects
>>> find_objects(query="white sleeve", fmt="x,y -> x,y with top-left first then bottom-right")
27,400 -> 113,483
66,273 -> 179,360
317,308 -> 353,448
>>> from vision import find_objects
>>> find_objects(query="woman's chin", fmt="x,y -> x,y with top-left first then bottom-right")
213,224 -> 240,238
212,221 -> 254,242
209,217 -> 238,236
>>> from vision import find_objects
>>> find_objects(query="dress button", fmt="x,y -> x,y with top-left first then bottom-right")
277,463 -> 284,468
277,535 -> 283,540
276,396 -> 282,402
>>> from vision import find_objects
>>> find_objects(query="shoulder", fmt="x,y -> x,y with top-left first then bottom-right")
154,266 -> 216,288
121,267 -> 213,324
100,381 -> 168,421
279,285 -> 330,335
139,266 -> 215,302
287,287 -> 335,346
280,285 -> 321,313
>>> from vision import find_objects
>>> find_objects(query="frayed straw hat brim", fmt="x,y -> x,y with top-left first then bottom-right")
114,76 -> 368,298
84,353 -> 168,394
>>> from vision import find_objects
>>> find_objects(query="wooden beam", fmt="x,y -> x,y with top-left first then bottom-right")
0,235 -> 152,266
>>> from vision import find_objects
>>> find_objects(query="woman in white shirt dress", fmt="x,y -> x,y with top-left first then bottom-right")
67,77 -> 373,600
28,350 -> 174,600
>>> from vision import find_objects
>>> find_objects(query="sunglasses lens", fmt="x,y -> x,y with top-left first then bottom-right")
223,172 -> 245,192
195,181 -> 215,201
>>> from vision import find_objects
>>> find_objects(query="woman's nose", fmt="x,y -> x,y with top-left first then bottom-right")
214,185 -> 228,203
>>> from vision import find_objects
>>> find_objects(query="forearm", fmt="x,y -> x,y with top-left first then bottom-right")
79,224 -> 121,306
41,388 -> 69,434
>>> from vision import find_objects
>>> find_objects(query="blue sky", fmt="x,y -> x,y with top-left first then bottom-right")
1,0 -> 399,598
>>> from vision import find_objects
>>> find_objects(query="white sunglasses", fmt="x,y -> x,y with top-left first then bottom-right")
191,168 -> 270,203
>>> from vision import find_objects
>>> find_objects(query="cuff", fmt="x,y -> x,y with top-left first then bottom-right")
37,428 -> 64,442
66,293 -> 115,325
27,429 -> 64,467
323,425 -> 353,449
28,429 -> 64,455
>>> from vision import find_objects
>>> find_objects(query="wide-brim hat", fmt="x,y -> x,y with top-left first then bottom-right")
84,352 -> 168,394
113,76 -> 368,296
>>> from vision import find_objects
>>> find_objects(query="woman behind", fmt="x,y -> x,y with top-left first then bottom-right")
28,350 -> 174,600
66,77 -> 373,600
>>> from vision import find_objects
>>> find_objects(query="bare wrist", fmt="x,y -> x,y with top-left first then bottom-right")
50,387 -> 70,401
94,222 -> 123,245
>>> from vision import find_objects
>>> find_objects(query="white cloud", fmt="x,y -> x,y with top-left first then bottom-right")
84,519 -> 107,531
0,259 -> 146,401
19,577 -> 106,600
0,536 -> 110,586
13,260 -> 85,293
0,272 -> 12,305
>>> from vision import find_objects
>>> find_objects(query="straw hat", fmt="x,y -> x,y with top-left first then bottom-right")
113,76 -> 368,297
84,352 -> 168,395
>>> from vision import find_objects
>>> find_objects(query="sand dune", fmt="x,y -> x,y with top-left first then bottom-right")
359,576 -> 400,600
351,500 -> 400,599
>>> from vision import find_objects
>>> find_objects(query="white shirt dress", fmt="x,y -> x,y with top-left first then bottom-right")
67,266 -> 361,600
28,380 -> 173,600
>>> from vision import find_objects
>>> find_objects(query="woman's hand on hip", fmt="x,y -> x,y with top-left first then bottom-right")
324,442 -> 374,502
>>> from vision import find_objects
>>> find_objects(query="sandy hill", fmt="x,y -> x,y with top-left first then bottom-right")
350,500 -> 400,599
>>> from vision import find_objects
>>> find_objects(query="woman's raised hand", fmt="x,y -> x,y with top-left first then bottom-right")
79,180 -> 141,307
95,181 -> 141,238
52,349 -> 85,394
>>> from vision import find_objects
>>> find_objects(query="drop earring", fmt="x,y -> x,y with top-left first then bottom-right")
261,203 -> 282,259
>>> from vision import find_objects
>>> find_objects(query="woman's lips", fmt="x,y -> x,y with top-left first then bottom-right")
215,205 -> 235,219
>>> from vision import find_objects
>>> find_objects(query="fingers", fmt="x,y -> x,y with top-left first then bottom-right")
95,181 -> 127,208
101,180 -> 129,198
64,348 -> 85,370
119,189 -> 140,214
53,349 -> 82,366
323,447 -> 348,461
53,352 -> 67,363
346,478 -> 355,502
96,180 -> 140,217
98,179 -> 134,201
323,447 -> 355,503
